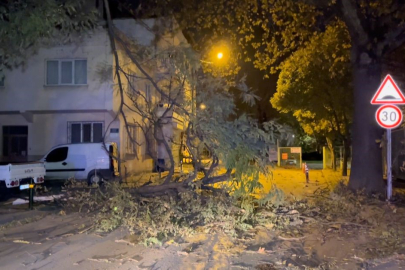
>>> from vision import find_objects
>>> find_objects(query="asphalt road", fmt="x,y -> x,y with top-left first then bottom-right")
305,161 -> 323,170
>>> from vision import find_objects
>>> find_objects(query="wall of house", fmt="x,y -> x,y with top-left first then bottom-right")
0,18 -> 193,178
0,112 -> 118,160
0,27 -> 113,112
112,18 -> 194,175
112,19 -> 159,176
118,115 -> 154,177
0,26 -> 118,163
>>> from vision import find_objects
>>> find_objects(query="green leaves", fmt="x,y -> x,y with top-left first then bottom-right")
0,0 -> 98,75
271,20 -> 352,139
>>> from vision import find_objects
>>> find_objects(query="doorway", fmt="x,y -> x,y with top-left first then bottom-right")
2,126 -> 28,158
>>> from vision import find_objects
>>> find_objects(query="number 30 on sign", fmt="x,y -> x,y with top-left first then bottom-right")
375,104 -> 403,129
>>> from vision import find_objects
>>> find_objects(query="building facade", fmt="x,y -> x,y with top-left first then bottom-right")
0,18 -> 193,176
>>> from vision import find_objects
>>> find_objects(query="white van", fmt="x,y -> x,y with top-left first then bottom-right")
41,143 -> 119,184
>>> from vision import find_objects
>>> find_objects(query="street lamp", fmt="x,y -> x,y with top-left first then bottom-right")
201,42 -> 230,64
201,51 -> 225,64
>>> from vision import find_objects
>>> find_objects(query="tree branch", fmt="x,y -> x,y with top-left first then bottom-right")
104,0 -> 139,158
377,24 -> 405,57
339,0 -> 369,47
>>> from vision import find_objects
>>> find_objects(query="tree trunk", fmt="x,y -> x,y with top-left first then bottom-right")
326,137 -> 336,171
348,62 -> 385,193
342,137 -> 350,176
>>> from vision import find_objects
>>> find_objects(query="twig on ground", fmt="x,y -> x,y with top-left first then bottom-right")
278,236 -> 307,241
321,221 -> 371,228
78,225 -> 95,234
87,258 -> 111,263
115,239 -> 135,246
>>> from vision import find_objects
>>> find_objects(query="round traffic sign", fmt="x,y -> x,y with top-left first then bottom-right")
376,105 -> 403,129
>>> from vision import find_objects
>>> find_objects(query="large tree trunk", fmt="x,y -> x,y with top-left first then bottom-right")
326,137 -> 336,171
342,137 -> 350,176
348,63 -> 385,193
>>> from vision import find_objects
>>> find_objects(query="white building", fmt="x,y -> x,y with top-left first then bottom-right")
0,17 -> 193,176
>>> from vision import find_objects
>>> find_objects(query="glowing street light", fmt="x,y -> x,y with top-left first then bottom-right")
217,52 -> 224,60
200,103 -> 206,110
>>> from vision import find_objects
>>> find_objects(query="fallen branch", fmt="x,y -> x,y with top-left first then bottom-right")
115,239 -> 135,246
277,235 -> 307,241
131,171 -> 232,197
79,225 -> 95,234
87,258 -> 111,263
299,215 -> 372,228
321,221 -> 371,228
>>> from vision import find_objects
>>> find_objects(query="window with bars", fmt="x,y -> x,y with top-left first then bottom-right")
46,59 -> 87,85
126,125 -> 139,155
68,122 -> 103,143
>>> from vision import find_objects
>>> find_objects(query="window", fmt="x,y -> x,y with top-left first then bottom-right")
68,122 -> 103,143
2,126 -> 28,157
145,83 -> 152,103
159,53 -> 174,69
126,125 -> 138,155
46,147 -> 68,162
127,71 -> 136,93
46,59 -> 87,85
145,127 -> 156,158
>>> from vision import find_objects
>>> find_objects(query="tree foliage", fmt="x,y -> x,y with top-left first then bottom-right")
134,0 -> 321,75
271,20 -> 353,174
0,0 -> 98,74
103,1 -> 279,198
133,0 -> 405,192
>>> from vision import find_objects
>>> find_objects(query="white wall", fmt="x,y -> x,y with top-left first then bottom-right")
0,19 -> 191,175
0,28 -> 113,112
0,112 -> 118,159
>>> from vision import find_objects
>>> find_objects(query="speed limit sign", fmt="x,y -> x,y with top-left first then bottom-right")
372,75 -> 405,201
375,104 -> 403,129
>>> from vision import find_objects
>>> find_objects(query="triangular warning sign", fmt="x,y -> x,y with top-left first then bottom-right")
371,75 -> 405,104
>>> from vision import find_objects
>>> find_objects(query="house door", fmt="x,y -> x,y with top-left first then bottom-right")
2,126 -> 28,159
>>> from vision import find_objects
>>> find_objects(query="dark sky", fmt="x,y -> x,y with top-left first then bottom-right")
237,62 -> 279,123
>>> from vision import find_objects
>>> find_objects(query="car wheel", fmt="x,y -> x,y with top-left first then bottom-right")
87,173 -> 104,186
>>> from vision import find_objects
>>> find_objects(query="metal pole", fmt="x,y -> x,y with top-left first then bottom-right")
387,129 -> 392,200
29,178 -> 34,210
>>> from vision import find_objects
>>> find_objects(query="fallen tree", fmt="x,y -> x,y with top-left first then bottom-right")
103,0 -> 281,198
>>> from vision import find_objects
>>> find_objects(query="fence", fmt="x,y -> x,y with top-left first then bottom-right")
323,146 -> 352,170
278,147 -> 302,168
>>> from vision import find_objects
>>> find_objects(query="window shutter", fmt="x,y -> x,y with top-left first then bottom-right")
67,123 -> 71,143
82,123 -> 92,142
74,60 -> 87,84
93,123 -> 103,142
71,123 -> 81,143
61,61 -> 73,84
47,61 -> 59,85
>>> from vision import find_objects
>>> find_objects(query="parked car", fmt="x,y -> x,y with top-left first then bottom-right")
286,158 -> 297,165
41,143 -> 119,184
0,162 -> 45,188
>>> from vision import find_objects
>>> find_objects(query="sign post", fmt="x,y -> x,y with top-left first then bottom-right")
371,75 -> 405,200
387,129 -> 392,199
